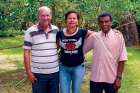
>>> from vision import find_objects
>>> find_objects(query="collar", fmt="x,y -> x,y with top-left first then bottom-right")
37,24 -> 52,32
63,27 -> 79,36
101,29 -> 113,37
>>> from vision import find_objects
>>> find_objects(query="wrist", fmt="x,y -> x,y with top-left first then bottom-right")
116,75 -> 122,80
26,70 -> 32,75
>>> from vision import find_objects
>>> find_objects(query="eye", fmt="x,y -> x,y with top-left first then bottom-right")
73,17 -> 76,20
46,14 -> 50,17
105,20 -> 109,23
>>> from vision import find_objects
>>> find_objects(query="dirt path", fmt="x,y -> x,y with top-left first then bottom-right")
0,56 -> 19,73
0,55 -> 26,93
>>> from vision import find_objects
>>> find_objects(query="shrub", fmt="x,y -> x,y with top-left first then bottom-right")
0,28 -> 24,37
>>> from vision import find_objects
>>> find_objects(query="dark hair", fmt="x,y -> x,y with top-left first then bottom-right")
64,10 -> 80,20
98,12 -> 112,22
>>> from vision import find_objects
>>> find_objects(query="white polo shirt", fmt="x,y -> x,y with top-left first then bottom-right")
23,24 -> 59,74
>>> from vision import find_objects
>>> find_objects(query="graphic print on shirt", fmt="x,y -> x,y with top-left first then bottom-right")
60,38 -> 82,54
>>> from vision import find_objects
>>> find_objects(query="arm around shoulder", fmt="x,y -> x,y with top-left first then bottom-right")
86,30 -> 95,38
83,33 -> 95,54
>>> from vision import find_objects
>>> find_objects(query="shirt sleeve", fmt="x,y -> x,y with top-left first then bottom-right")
82,29 -> 88,39
23,29 -> 32,49
56,31 -> 61,40
84,29 -> 88,35
118,34 -> 128,62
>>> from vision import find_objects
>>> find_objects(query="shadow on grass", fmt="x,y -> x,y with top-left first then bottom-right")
0,69 -> 25,83
0,69 -> 31,93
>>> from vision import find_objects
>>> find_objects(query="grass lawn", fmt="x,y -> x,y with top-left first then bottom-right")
0,36 -> 140,93
120,48 -> 140,93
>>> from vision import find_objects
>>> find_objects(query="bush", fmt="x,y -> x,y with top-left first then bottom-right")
0,28 -> 24,37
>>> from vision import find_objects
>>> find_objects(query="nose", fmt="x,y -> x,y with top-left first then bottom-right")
44,15 -> 49,20
70,18 -> 75,21
102,22 -> 106,26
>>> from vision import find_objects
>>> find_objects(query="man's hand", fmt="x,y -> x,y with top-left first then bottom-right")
27,72 -> 37,83
114,61 -> 125,91
114,78 -> 121,91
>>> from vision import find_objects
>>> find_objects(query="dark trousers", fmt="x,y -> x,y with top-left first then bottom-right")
90,81 -> 118,93
32,72 -> 59,93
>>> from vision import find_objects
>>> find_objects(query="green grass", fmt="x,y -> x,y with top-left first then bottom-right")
0,36 -> 140,93
0,36 -> 23,72
0,36 -> 23,54
120,47 -> 140,93
0,36 -> 23,48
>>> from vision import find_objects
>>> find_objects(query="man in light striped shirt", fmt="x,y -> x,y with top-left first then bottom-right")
23,6 -> 59,93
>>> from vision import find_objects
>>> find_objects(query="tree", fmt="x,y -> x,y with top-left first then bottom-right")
0,0 -> 140,41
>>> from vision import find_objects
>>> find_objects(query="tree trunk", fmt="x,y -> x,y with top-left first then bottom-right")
121,12 -> 139,46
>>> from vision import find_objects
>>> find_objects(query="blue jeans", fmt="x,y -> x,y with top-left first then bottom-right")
32,72 -> 59,93
59,63 -> 85,93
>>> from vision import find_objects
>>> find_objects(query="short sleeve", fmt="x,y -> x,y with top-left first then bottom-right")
23,29 -> 33,49
84,29 -> 88,36
118,34 -> 128,61
56,31 -> 61,40
82,29 -> 88,39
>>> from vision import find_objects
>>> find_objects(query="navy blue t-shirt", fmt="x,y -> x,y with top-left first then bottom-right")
56,28 -> 87,67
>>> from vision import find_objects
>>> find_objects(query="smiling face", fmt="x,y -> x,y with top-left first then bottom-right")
98,16 -> 112,33
38,7 -> 52,28
66,13 -> 79,28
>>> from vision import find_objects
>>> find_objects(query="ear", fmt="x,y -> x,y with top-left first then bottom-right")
111,21 -> 113,26
50,14 -> 52,20
37,14 -> 40,21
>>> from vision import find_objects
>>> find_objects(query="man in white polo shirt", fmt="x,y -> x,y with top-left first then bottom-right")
23,6 -> 59,93
84,13 -> 127,93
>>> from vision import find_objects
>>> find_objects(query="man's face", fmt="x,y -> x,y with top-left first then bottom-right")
38,9 -> 52,27
98,16 -> 112,33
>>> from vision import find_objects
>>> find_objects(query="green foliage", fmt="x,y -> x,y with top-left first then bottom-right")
1,0 -> 140,36
0,29 -> 24,37
0,35 -> 23,49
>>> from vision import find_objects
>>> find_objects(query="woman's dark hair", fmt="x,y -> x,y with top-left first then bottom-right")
98,12 -> 112,22
64,10 -> 80,20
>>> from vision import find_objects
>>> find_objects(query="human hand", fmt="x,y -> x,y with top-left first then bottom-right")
27,72 -> 37,83
114,79 -> 121,91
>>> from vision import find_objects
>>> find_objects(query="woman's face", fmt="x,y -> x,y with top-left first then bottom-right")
66,13 -> 78,28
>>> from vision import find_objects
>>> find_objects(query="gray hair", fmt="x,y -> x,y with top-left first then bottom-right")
38,6 -> 52,16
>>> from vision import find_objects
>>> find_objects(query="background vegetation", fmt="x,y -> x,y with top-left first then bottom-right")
1,0 -> 140,37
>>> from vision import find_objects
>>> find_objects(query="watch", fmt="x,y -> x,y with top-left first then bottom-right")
116,76 -> 122,80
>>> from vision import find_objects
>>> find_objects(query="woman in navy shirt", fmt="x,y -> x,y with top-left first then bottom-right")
56,10 -> 92,93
